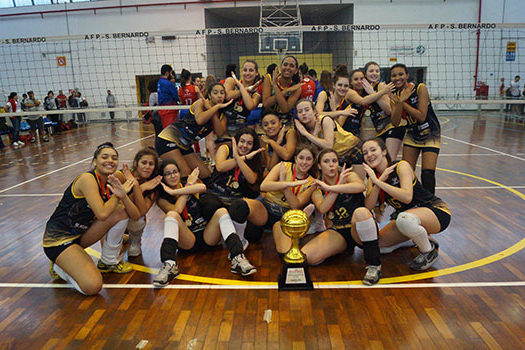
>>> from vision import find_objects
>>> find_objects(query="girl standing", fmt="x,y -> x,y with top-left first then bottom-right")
390,63 -> 441,193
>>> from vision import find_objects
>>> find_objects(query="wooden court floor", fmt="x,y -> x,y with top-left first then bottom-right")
0,113 -> 524,349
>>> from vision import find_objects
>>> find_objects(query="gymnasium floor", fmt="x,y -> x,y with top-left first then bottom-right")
0,112 -> 524,349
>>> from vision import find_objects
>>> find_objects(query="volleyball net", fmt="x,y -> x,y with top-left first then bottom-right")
0,22 -> 524,121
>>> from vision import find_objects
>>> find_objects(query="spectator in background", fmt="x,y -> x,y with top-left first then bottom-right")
25,91 -> 49,143
499,78 -> 505,97
147,79 -> 163,136
106,90 -> 116,120
157,64 -> 179,129
56,90 -> 67,122
20,93 -> 28,111
78,92 -> 88,123
509,75 -> 521,114
68,90 -> 79,122
194,76 -> 205,95
4,92 -> 23,149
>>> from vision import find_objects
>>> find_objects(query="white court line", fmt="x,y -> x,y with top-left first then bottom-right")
442,135 -> 525,162
0,134 -> 154,194
438,153 -> 505,156
2,185 -> 525,197
0,281 -> 524,290
436,186 -> 525,190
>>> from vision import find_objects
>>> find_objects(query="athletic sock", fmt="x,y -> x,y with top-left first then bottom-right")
101,218 -> 129,265
356,217 -> 381,266
220,214 -> 243,258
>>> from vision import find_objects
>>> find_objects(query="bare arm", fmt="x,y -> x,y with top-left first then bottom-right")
363,161 -> 413,204
294,116 -> 334,149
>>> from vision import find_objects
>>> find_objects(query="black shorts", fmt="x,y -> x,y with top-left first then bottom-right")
403,144 -> 440,154
43,237 -> 82,262
155,136 -> 193,156
380,126 -> 406,141
424,202 -> 451,232
178,229 -> 219,254
331,227 -> 363,251
261,198 -> 289,227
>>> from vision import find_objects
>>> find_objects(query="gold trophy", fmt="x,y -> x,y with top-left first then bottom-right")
278,209 -> 313,290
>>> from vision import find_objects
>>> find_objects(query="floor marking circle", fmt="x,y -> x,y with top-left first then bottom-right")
86,166 -> 525,286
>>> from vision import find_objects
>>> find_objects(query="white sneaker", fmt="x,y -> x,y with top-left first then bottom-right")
16,141 -> 24,146
230,253 -> 256,276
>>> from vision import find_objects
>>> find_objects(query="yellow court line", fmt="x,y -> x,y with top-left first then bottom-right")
86,165 -> 525,286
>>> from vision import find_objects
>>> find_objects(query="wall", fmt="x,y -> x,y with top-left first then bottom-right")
0,0 -> 523,109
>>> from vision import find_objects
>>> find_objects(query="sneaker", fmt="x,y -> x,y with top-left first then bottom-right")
30,137 -> 36,143
153,261 -> 179,287
49,261 -> 61,280
128,236 -> 142,257
362,265 -> 381,286
12,143 -> 19,149
97,260 -> 133,274
43,135 -> 49,142
409,242 -> 439,271
16,141 -> 24,146
230,253 -> 256,276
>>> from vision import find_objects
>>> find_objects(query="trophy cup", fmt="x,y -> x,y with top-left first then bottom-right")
278,209 -> 314,290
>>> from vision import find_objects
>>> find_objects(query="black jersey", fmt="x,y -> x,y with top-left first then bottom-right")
223,87 -> 260,136
401,83 -> 440,142
369,82 -> 393,134
158,101 -> 225,150
159,180 -> 207,233
206,146 -> 260,202
44,170 -> 110,246
383,161 -> 441,213
325,190 -> 365,229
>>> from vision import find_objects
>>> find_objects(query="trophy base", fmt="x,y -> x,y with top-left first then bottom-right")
278,263 -> 313,291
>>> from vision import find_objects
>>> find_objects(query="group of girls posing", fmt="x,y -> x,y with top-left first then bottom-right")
43,58 -> 449,295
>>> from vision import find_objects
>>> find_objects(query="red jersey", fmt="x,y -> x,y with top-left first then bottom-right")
301,78 -> 317,101
179,83 -> 199,105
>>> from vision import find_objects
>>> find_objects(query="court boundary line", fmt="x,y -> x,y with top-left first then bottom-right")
0,281 -> 524,290
0,134 -> 154,194
442,135 -> 525,162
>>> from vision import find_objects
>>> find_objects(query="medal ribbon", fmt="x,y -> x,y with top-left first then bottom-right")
179,183 -> 189,220
292,165 -> 305,196
95,170 -> 110,200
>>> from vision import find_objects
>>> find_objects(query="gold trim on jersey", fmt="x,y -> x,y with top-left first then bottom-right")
42,232 -> 82,248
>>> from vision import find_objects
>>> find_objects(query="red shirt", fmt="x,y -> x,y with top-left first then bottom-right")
179,83 -> 199,105
57,94 -> 67,108
301,78 -> 317,101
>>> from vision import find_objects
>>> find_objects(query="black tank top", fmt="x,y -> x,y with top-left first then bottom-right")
402,83 -> 440,142
159,179 -> 207,232
384,161 -> 441,212
326,190 -> 365,229
206,146 -> 260,200
46,170 -> 110,235
368,82 -> 393,133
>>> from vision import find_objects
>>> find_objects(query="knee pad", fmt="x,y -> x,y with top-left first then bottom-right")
199,193 -> 224,221
127,216 -> 146,234
228,199 -> 249,223
395,212 -> 421,238
245,222 -> 264,243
